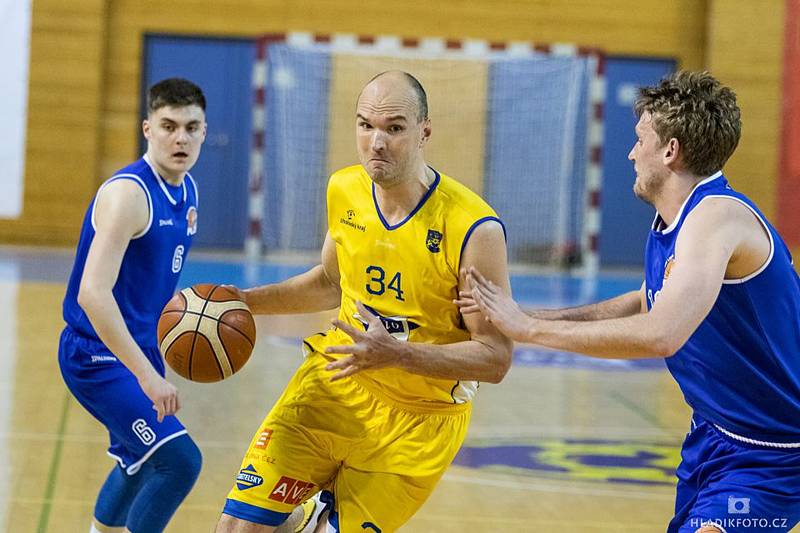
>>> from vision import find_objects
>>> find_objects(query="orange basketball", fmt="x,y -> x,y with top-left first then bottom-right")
157,284 -> 256,383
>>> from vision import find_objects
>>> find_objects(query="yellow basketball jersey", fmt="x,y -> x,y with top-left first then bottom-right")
304,164 -> 502,408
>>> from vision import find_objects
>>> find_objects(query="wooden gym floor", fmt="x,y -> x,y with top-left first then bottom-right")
0,246 -> 727,532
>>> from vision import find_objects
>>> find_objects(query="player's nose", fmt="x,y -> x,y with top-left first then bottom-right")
371,131 -> 387,151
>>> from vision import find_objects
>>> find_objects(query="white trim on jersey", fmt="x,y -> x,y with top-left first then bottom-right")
692,195 -> 775,284
106,429 -> 189,475
713,424 -> 800,449
143,154 -> 187,206
652,171 -> 723,234
91,174 -> 153,240
186,172 -> 199,207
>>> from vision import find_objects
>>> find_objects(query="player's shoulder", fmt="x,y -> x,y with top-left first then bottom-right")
434,170 -> 497,218
329,164 -> 368,185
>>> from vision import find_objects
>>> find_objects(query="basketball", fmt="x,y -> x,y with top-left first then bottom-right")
157,284 -> 256,383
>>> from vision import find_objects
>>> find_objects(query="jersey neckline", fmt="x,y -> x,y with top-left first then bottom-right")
651,171 -> 723,235
371,166 -> 441,231
143,154 -> 187,208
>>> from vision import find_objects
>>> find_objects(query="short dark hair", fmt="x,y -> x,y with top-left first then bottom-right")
147,78 -> 206,115
634,71 -> 741,176
366,71 -> 429,122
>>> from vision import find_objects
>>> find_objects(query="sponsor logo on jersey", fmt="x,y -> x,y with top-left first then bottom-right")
235,464 -> 264,491
268,476 -> 315,504
355,304 -> 419,342
158,218 -> 174,227
648,254 -> 675,308
340,209 -> 366,232
663,255 -> 675,281
254,427 -> 273,449
186,206 -> 198,236
426,229 -> 443,253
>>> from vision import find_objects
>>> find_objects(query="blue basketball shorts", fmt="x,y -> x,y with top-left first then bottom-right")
669,415 -> 800,532
58,326 -> 187,475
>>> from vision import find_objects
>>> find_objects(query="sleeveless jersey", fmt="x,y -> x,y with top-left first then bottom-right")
63,155 -> 198,350
304,165 -> 503,407
644,171 -> 800,445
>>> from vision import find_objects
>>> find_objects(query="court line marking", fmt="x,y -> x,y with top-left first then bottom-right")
36,390 -> 71,533
608,390 -> 674,433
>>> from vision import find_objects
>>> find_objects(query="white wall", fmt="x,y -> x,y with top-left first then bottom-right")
0,0 -> 32,219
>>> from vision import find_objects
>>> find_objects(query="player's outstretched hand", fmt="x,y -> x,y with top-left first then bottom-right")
454,268 -> 480,315
467,266 -> 532,342
324,301 -> 404,381
138,370 -> 180,422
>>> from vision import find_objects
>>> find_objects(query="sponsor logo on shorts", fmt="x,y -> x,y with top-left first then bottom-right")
131,419 -> 156,445
254,427 -> 273,449
90,354 -> 118,363
235,464 -> 264,491
268,476 -> 315,505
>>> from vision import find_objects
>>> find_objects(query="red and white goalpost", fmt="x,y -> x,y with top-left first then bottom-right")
247,32 -> 605,275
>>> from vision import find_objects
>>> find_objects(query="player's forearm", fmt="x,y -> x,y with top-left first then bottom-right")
529,290 -> 642,321
77,288 -> 158,379
396,338 -> 513,383
524,313 -> 673,359
243,265 -> 341,314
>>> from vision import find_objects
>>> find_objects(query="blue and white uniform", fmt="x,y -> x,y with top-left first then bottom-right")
644,171 -> 800,532
60,155 -> 198,474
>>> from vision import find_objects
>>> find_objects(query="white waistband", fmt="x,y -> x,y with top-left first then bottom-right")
713,424 -> 800,449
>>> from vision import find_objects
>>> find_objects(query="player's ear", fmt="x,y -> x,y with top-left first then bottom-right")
420,118 -> 431,147
142,119 -> 151,140
663,137 -> 680,165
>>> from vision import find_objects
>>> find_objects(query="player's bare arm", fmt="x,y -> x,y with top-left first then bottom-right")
457,278 -> 644,321
324,221 -> 513,383
77,179 -> 179,421
470,198 -> 758,359
241,231 -> 342,314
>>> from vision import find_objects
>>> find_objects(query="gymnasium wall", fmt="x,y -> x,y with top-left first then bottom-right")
4,0 -> 787,250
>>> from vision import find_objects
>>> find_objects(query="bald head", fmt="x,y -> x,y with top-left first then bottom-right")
360,71 -> 428,123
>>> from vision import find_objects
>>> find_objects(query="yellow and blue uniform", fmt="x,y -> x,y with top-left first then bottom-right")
223,165 -> 503,532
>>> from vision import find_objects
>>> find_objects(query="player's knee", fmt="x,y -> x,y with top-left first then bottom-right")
151,434 -> 202,487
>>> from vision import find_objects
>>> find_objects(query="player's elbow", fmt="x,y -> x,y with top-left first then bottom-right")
485,341 -> 513,384
77,283 -> 105,315
650,333 -> 685,358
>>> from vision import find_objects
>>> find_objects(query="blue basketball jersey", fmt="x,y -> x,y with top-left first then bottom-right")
644,171 -> 800,445
63,155 -> 198,350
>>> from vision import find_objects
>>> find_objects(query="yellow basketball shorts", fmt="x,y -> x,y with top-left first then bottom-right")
222,349 -> 471,532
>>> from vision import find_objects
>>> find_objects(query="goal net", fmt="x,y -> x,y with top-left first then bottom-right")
248,33 -> 604,273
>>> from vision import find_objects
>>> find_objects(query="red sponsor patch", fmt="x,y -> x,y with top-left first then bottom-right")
268,476 -> 315,504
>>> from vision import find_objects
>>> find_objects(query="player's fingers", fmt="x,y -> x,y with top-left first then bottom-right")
325,343 -> 366,356
331,319 -> 364,340
330,364 -> 360,381
457,304 -> 481,315
355,301 -> 376,319
325,356 -> 355,371
469,267 -> 498,294
155,402 -> 165,423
